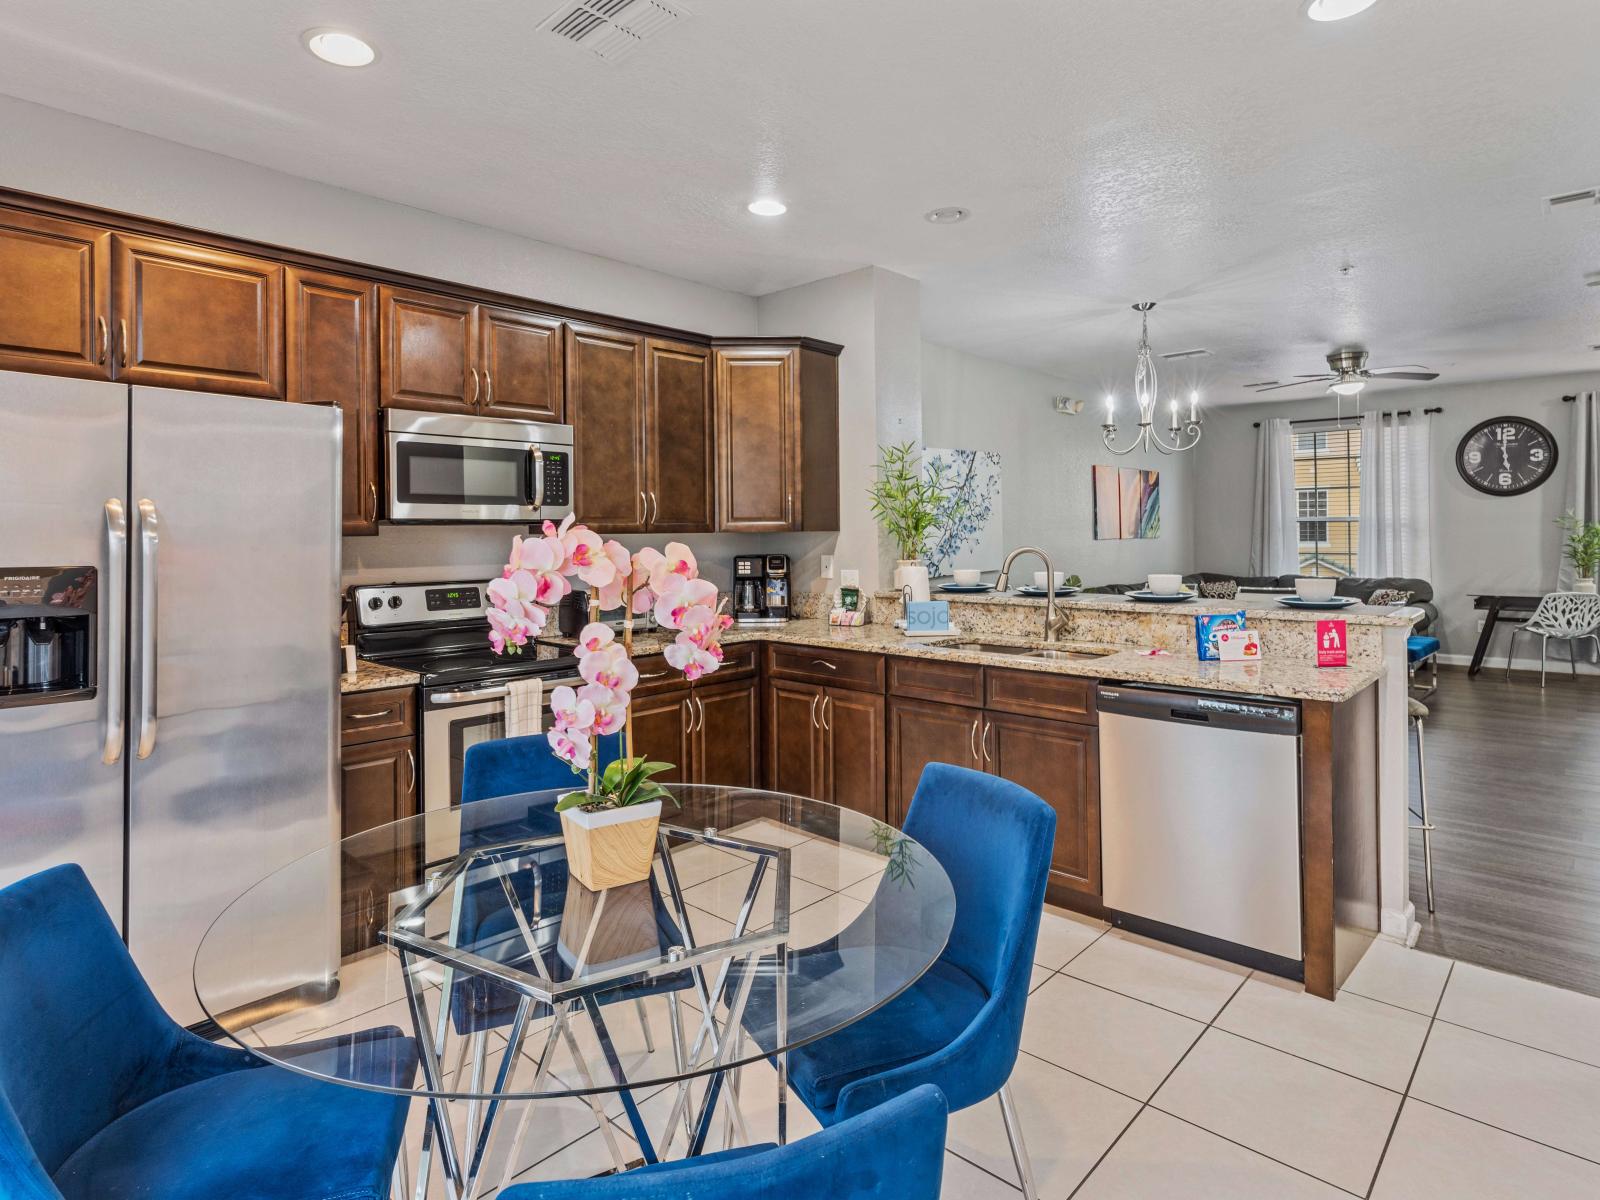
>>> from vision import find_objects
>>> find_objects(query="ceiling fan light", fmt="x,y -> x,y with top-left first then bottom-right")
1305,0 -> 1379,21
1328,379 -> 1366,396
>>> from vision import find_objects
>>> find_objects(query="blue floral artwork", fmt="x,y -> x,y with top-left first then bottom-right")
924,448 -> 1003,577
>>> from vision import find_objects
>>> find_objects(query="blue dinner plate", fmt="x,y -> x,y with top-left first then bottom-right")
1125,589 -> 1196,603
1276,595 -> 1359,610
938,583 -> 995,592
1014,586 -> 1081,597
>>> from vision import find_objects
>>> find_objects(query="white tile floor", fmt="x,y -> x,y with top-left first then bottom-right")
350,834 -> 1600,1200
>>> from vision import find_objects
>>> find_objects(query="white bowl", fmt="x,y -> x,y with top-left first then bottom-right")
1295,578 -> 1338,602
1032,571 -> 1065,589
953,569 -> 981,586
1146,573 -> 1183,595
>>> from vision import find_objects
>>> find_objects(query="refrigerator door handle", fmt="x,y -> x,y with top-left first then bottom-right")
102,499 -> 127,764
135,498 -> 160,759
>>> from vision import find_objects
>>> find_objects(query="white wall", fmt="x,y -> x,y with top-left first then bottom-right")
1192,373 -> 1600,660
921,340 -> 1196,587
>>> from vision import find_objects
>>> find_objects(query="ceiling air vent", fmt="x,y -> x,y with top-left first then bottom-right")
1545,187 -> 1598,210
540,0 -> 689,63
1160,348 -> 1211,361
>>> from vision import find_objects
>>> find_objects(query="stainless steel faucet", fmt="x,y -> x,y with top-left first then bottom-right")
995,546 -> 1068,642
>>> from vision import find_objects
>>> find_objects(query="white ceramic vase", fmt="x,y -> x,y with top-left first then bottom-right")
1576,577 -> 1598,594
894,560 -> 931,603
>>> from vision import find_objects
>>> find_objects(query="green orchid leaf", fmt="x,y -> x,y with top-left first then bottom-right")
553,790 -> 590,812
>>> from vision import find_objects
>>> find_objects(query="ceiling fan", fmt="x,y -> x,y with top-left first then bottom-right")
1248,348 -> 1440,396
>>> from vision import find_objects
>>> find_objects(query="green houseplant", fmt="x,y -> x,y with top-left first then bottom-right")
867,443 -> 966,601
1557,511 -> 1600,592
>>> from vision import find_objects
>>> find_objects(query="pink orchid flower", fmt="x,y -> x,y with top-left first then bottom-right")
578,643 -> 639,694
579,683 -> 628,736
647,542 -> 699,596
587,540 -> 634,609
575,622 -> 616,654
653,577 -> 718,630
665,634 -> 720,681
547,728 -> 592,766
548,685 -> 597,734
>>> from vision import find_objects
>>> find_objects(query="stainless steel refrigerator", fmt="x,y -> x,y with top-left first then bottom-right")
0,372 -> 341,1026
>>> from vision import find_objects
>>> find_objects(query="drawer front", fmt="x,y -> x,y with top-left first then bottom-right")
766,643 -> 884,692
984,669 -> 1096,725
340,687 -> 416,745
888,656 -> 983,707
632,640 -> 757,697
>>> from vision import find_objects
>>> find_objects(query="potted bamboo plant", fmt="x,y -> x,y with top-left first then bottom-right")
1557,511 -> 1600,593
867,442 -> 966,602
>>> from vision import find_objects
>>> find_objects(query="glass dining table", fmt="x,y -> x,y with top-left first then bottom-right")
194,784 -> 955,1198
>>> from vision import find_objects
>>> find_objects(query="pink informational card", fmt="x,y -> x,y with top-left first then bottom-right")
1316,619 -> 1348,667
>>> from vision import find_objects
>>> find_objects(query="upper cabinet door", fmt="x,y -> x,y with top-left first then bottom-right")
0,208 -> 112,380
378,285 -> 476,413
715,345 -> 797,532
567,322 -> 646,533
479,306 -> 564,423
112,234 -> 284,397
644,338 -> 713,533
286,268 -> 379,535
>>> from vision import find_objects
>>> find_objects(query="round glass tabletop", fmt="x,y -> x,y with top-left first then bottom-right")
194,784 -> 955,1102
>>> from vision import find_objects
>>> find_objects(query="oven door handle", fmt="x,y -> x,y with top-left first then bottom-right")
429,675 -> 582,705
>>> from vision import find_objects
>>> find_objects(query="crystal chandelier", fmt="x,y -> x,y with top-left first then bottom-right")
1101,302 -> 1202,455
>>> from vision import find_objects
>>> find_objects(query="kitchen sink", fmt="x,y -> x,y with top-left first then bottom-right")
931,640 -> 1115,662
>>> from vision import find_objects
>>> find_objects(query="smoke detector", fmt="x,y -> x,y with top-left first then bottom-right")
540,0 -> 690,64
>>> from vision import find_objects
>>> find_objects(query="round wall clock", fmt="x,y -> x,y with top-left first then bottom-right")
1455,417 -> 1558,496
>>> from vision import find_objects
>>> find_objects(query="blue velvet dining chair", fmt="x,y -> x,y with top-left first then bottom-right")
498,1082 -> 948,1200
0,863 -> 416,1200
756,763 -> 1056,1200
460,731 -> 625,810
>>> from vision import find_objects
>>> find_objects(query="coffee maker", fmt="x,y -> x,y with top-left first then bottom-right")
733,554 -> 790,625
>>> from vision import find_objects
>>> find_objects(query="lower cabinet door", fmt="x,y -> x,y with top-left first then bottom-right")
823,688 -> 886,821
628,687 -> 692,785
693,679 -> 759,788
339,735 -> 416,955
886,697 -> 984,826
983,711 -> 1100,899
766,677 -> 825,800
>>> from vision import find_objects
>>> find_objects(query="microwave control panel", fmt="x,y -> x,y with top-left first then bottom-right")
540,450 -> 570,507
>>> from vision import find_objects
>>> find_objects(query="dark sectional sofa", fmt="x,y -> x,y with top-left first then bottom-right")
1088,571 -> 1438,633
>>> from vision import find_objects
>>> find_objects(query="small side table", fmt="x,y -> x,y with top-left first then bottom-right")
1467,594 -> 1543,676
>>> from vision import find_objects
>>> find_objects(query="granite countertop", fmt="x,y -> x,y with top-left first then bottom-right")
540,618 -> 1382,703
339,658 -> 423,694
894,590 -> 1425,627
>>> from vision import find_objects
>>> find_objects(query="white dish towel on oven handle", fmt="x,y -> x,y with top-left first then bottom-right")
504,677 -> 543,738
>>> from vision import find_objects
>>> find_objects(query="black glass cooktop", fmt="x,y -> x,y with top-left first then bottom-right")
373,649 -> 579,688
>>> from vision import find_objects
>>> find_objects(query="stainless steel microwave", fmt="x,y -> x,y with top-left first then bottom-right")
384,409 -> 574,524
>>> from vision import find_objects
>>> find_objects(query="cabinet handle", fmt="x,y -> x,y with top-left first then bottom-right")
638,669 -> 669,681
809,694 -> 819,729
786,492 -> 794,524
469,366 -> 480,405
647,490 -> 658,526
97,316 -> 109,365
119,318 -> 129,368
368,481 -> 378,522
639,490 -> 647,524
483,368 -> 493,406
811,658 -> 837,671
969,719 -> 980,764
822,695 -> 833,732
981,721 -> 993,765
405,748 -> 417,793
347,709 -> 392,721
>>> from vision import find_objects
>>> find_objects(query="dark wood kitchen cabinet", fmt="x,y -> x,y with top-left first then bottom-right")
768,677 -> 826,801
568,322 -> 648,532
378,285 -> 477,413
286,268 -> 379,534
479,305 -> 564,422
765,647 -> 886,819
887,696 -> 984,826
984,710 -> 1100,899
713,339 -> 841,533
111,234 -> 284,397
0,208 -> 112,380
628,686 -> 693,786
644,338 -> 714,532
692,678 -> 761,789
339,687 -> 418,955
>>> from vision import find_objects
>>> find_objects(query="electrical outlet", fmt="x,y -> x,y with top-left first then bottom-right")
840,569 -> 860,588
820,555 -> 835,579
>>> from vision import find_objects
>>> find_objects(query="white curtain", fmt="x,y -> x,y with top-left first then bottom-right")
1558,392 -> 1599,590
1358,409 -> 1433,580
1249,418 -> 1299,576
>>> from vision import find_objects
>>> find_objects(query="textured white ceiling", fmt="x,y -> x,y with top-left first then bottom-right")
2,0 -> 1599,403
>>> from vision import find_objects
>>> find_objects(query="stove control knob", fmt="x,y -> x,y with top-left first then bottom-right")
366,597 -> 382,611
387,595 -> 404,610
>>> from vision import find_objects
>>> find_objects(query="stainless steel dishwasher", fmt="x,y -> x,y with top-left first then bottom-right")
1098,683 -> 1304,977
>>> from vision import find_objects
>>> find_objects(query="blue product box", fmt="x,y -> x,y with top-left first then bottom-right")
1195,610 -> 1248,661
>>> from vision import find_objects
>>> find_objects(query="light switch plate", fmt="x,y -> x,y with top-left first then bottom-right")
820,555 -> 835,579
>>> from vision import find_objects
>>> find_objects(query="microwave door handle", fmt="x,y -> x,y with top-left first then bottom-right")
102,499 -> 127,764
135,498 -> 160,759
528,447 -> 545,509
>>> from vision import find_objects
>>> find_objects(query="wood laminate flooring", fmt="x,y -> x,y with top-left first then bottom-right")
1409,664 -> 1600,997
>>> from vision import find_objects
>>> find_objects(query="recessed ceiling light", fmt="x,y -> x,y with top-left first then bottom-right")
924,207 -> 971,225
1304,0 -> 1378,21
747,199 -> 787,217
303,29 -> 377,68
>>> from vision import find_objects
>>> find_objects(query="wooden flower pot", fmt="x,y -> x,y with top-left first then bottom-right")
560,800 -> 662,891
